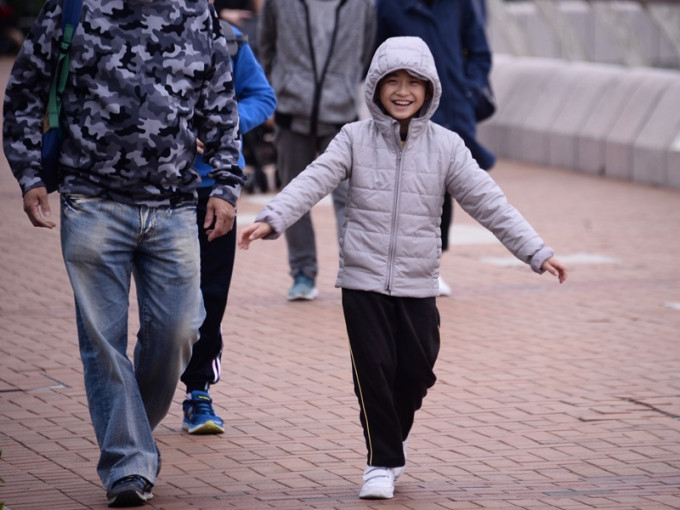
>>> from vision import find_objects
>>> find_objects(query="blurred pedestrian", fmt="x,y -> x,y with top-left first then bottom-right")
258,0 -> 376,301
0,0 -> 23,55
214,0 -> 261,53
181,16 -> 276,435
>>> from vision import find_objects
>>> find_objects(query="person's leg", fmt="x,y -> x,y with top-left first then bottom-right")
317,131 -> 348,241
180,188 -> 234,433
342,289 -> 404,468
132,202 -> 204,432
274,126 -> 318,299
441,192 -> 452,251
331,178 -> 349,240
392,297 -> 440,440
343,289 -> 406,499
60,195 -> 160,489
438,193 -> 452,296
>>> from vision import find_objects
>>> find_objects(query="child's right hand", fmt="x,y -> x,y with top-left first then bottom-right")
542,256 -> 568,284
238,221 -> 274,250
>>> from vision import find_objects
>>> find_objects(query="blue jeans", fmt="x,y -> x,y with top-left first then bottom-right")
60,195 -> 204,488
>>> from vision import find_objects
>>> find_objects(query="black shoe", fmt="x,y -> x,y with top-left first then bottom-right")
107,475 -> 153,507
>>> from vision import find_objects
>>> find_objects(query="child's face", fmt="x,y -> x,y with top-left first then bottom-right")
378,69 -> 428,132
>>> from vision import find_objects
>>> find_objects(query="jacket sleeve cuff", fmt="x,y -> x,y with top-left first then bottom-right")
529,246 -> 554,274
209,183 -> 241,207
255,207 -> 286,239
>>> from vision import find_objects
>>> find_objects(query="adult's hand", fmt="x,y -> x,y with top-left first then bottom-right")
204,196 -> 236,241
23,187 -> 56,229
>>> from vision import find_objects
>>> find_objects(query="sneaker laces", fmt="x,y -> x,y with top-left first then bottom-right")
188,392 -> 217,417
193,398 -> 216,416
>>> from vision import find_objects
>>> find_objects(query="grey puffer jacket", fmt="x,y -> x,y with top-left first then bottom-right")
255,36 -> 554,298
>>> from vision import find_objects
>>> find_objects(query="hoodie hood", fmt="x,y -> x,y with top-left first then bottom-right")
365,36 -> 441,135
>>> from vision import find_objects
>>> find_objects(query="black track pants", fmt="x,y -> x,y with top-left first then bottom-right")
342,289 -> 440,467
180,188 -> 236,392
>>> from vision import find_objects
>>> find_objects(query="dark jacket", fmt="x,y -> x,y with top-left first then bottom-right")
376,0 -> 496,169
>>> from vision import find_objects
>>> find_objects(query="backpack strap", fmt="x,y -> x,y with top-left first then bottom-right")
45,0 -> 83,129
219,19 -> 246,62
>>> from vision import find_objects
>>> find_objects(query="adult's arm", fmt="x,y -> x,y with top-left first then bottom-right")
2,0 -> 61,195
232,40 -> 276,134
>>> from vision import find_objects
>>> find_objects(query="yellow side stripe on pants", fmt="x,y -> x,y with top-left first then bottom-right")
348,340 -> 374,466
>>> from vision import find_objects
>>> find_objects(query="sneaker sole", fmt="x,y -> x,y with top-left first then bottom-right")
183,420 -> 225,435
108,489 -> 153,507
359,488 -> 394,499
287,289 -> 319,301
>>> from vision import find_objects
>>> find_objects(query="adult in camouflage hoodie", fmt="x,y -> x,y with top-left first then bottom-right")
2,0 -> 244,505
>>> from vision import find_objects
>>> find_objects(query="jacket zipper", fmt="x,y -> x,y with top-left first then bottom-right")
386,128 -> 405,293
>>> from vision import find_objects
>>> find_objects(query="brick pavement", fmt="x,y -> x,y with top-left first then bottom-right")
1,55 -> 680,508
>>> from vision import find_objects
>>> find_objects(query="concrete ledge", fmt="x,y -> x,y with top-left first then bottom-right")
488,0 -> 680,68
632,79 -> 680,186
604,69 -> 677,181
478,54 -> 680,189
549,62 -> 621,171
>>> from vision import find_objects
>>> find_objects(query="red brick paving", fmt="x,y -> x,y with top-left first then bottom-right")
1,56 -> 680,509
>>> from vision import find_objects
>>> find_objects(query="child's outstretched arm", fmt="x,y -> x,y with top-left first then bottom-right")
541,257 -> 568,284
238,221 -> 274,250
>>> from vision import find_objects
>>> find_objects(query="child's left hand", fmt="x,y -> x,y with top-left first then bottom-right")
542,256 -> 568,284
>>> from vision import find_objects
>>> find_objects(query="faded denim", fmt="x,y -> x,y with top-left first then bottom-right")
60,195 -> 204,488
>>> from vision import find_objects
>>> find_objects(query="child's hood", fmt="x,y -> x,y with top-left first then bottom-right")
364,36 -> 442,126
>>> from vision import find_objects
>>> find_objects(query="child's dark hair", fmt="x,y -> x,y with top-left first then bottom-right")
373,70 -> 434,113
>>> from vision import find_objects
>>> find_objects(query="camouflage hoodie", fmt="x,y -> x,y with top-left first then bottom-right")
3,0 -> 243,207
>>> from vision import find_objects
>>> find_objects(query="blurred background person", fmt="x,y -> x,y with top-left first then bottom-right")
215,0 -> 261,50
181,11 -> 276,435
0,0 -> 24,55
258,0 -> 376,301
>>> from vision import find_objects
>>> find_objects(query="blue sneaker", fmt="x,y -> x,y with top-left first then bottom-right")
182,390 -> 225,435
287,273 -> 318,301
107,475 -> 153,507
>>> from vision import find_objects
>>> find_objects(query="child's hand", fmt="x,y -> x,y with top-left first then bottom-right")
238,221 -> 273,249
542,256 -> 568,284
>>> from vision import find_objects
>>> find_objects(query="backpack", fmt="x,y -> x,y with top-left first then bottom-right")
40,0 -> 83,193
219,20 -> 246,62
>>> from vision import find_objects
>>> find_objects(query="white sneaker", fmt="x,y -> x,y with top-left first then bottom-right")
359,466 -> 394,499
438,276 -> 452,297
